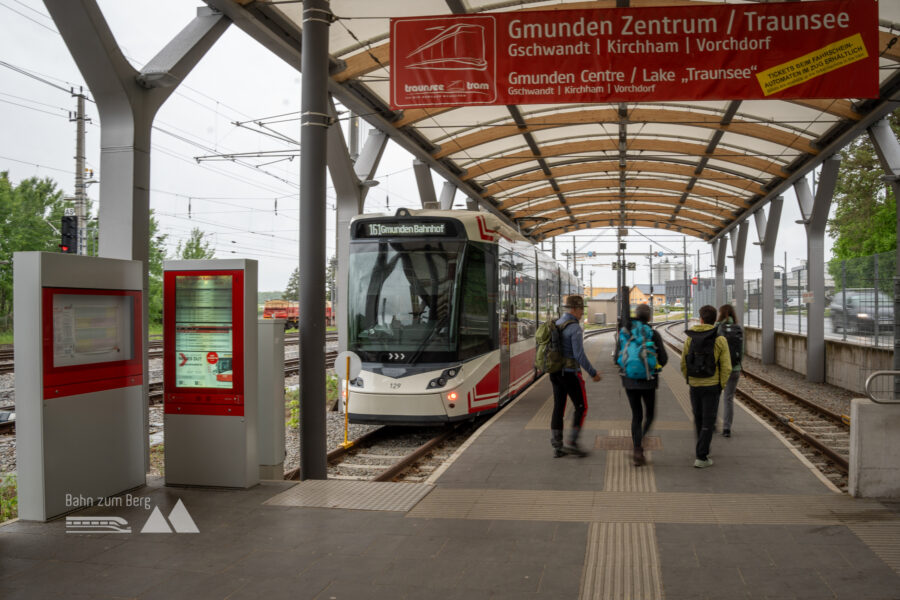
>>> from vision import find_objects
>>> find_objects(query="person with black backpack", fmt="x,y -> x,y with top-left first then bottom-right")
715,304 -> 743,438
680,305 -> 732,468
615,304 -> 668,466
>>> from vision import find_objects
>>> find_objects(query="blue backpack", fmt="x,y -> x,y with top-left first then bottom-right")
617,321 -> 658,380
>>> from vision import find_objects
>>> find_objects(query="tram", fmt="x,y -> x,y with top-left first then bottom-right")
347,208 -> 581,424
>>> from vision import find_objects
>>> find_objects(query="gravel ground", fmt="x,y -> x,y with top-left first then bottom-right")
739,354 -> 858,416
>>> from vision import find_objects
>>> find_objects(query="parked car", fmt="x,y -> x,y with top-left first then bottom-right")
830,289 -> 893,335
784,297 -> 802,309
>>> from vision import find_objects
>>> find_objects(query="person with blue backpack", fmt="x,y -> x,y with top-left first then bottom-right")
615,304 -> 668,466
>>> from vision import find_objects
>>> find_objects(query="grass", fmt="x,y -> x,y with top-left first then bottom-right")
286,374 -> 340,428
0,330 -> 12,345
0,474 -> 17,523
148,445 -> 165,477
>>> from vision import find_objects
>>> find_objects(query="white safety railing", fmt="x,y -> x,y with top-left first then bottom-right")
864,371 -> 900,404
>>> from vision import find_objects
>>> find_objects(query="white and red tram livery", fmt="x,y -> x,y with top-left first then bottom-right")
347,209 -> 581,425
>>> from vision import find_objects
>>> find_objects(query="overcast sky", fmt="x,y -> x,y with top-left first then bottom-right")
0,0 -> 835,293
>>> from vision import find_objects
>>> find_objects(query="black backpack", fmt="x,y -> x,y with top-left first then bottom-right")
719,322 -> 743,367
685,328 -> 718,379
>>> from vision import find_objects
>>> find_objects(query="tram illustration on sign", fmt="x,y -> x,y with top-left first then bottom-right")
406,24 -> 488,71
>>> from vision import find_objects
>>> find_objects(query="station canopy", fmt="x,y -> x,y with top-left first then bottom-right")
211,0 -> 900,242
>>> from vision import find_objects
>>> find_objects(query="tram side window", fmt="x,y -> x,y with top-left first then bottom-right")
515,249 -> 536,339
458,243 -> 499,360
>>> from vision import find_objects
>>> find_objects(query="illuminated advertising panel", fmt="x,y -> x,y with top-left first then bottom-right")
173,274 -> 234,389
163,269 -> 245,416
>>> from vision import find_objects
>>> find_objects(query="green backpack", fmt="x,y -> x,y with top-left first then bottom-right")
534,319 -> 576,374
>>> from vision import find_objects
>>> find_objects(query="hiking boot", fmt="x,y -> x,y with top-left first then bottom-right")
633,447 -> 646,466
562,444 -> 588,458
553,448 -> 566,458
693,458 -> 714,468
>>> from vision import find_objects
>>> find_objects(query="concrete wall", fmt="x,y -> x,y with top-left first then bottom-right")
849,398 -> 900,498
743,327 -> 892,394
586,300 -> 617,325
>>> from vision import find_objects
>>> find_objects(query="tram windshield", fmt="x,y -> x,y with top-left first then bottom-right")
348,240 -> 463,362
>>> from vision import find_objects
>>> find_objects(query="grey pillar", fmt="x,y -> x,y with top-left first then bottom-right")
328,100 -> 387,353
754,197 -> 783,365
439,181 -> 457,210
868,118 -> 900,376
713,238 -> 727,307
44,0 -> 228,470
413,160 -> 439,209
795,156 -> 840,383
299,0 -> 331,480
729,221 -> 749,323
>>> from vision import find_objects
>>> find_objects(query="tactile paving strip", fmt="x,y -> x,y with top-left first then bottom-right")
580,522 -> 663,600
264,480 -> 433,512
595,435 -> 662,451
848,522 -> 900,576
603,431 -> 657,493
526,397 -> 693,431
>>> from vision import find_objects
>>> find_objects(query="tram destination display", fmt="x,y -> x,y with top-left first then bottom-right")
391,0 -> 878,107
173,274 -> 234,389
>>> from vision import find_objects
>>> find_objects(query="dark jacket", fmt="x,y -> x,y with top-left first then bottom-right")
615,320 -> 669,389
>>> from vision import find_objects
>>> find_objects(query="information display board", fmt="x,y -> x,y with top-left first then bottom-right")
41,288 -> 142,398
163,270 -> 244,415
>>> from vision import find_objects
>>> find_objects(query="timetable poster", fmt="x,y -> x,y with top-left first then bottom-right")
174,275 -> 234,389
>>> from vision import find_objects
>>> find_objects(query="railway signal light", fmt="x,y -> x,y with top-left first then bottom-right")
60,215 -> 77,254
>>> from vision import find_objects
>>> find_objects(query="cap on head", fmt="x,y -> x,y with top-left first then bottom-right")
563,295 -> 585,310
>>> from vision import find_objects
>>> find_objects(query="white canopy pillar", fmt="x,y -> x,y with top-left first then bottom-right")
754,197 -> 783,365
794,156 -> 840,383
729,221 -> 749,324
712,237 -> 728,307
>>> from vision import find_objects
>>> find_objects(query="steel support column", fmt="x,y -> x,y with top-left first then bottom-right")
413,160 -> 439,209
795,156 -> 840,383
44,0 -> 228,471
328,101 -> 387,354
713,237 -> 727,307
439,182 -> 457,210
754,197 -> 783,365
298,0 -> 331,480
729,221 -> 749,325
868,118 -> 900,376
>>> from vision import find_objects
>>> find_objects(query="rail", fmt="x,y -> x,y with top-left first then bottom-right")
864,371 -> 900,404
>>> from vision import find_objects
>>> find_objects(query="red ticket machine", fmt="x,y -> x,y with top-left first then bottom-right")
163,260 -> 258,488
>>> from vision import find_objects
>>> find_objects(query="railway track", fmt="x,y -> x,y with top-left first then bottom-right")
659,321 -> 850,490
284,423 -> 470,482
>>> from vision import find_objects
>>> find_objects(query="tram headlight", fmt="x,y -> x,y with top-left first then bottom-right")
427,366 -> 462,389
349,377 -> 364,388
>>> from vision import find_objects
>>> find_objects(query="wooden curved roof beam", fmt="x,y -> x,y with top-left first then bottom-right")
509,195 -> 740,220
498,178 -> 751,211
482,160 -> 767,198
463,138 -> 789,181
533,217 -> 714,240
529,204 -> 726,227
433,107 -> 817,160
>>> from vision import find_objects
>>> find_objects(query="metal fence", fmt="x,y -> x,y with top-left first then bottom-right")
736,251 -> 895,349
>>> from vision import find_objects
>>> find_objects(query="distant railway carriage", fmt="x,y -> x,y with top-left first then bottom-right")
262,299 -> 334,329
347,208 -> 581,425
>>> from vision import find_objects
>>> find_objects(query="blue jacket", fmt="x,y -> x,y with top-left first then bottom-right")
555,313 -> 597,378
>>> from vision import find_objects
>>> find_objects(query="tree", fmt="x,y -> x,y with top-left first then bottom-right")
284,266 -> 299,300
326,255 -> 338,304
0,172 -> 67,328
147,212 -> 168,326
826,110 -> 899,290
175,227 -> 215,259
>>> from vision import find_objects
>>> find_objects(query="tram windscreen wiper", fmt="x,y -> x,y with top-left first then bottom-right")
406,311 -> 451,364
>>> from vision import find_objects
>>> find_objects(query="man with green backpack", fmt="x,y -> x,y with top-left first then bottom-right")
535,295 -> 602,458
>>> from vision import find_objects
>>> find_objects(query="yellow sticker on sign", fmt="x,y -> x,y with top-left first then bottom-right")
757,33 -> 869,97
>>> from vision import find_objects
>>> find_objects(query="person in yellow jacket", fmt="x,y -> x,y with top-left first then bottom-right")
680,305 -> 732,468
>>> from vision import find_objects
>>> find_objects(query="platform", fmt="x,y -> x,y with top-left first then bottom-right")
2,332 -> 900,599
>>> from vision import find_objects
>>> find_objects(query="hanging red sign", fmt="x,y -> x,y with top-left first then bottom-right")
390,0 -> 878,108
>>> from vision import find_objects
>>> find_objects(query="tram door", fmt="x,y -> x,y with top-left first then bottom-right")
497,243 -> 513,400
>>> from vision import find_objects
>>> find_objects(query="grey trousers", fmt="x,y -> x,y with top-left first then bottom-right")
721,370 -> 741,430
